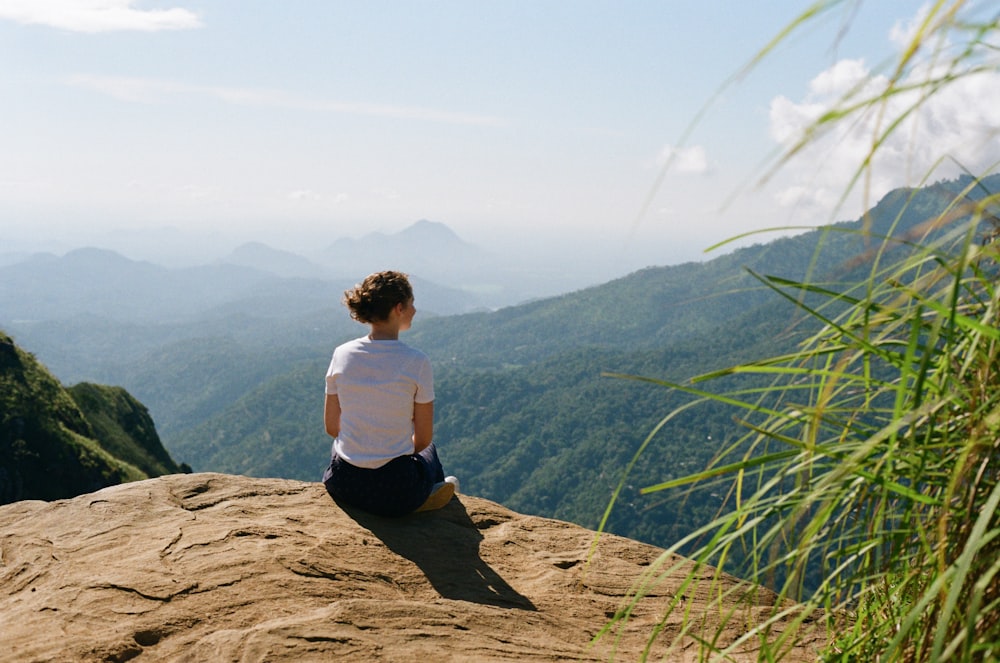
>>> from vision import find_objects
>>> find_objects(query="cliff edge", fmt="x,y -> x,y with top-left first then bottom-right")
0,473 -> 823,661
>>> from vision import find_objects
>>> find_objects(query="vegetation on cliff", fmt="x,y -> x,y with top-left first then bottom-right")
607,2 -> 1000,660
0,332 -> 184,504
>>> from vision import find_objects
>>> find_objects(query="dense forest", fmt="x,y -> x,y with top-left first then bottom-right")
2,174 -> 993,552
154,174 -> 999,555
0,332 -> 185,504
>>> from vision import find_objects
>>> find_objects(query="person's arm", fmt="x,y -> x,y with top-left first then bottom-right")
412,400 -> 434,452
324,394 -> 341,439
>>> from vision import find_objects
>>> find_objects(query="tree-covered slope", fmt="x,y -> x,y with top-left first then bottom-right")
167,359 -> 332,480
167,277 -> 809,551
164,175 -> 999,551
0,332 -> 183,504
409,176 -> 992,370
67,382 -> 184,478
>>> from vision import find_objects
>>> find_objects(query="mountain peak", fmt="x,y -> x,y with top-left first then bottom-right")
223,242 -> 324,279
61,246 -> 138,267
398,219 -> 466,244
330,220 -> 469,251
0,473 -> 822,661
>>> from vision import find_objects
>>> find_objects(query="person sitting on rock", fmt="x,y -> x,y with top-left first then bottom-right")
321,270 -> 459,516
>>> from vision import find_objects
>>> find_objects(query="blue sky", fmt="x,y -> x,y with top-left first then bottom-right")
2,1 -> 997,274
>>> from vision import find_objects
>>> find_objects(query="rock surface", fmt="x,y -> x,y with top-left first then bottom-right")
0,473 -> 823,661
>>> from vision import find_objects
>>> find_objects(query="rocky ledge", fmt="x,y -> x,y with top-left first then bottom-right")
0,473 -> 823,661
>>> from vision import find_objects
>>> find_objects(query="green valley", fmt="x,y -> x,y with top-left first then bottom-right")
3,174 -> 995,553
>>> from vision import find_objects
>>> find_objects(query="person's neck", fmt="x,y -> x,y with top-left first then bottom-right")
368,324 -> 399,341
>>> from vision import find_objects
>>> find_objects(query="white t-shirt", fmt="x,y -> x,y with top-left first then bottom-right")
325,336 -> 435,469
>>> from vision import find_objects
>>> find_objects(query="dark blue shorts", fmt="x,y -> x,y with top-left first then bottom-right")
322,443 -> 445,517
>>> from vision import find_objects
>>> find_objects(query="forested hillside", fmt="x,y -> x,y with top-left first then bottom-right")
164,174 -> 1000,554
5,175 -> 994,549
409,175 -> 979,368
0,332 -> 185,504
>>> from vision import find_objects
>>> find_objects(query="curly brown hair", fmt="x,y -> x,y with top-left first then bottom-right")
343,270 -> 414,324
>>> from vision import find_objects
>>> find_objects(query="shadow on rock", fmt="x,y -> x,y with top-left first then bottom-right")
338,497 -> 537,611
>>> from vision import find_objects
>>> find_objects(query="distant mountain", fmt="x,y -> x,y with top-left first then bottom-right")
0,248 -> 275,323
321,220 -> 532,306
164,174 -> 1000,554
0,332 -> 184,504
410,174 -> 1000,369
0,229 -> 507,329
326,219 -> 482,264
0,251 -> 31,268
222,242 -> 327,279
222,219 -> 599,311
6,175 -> 996,544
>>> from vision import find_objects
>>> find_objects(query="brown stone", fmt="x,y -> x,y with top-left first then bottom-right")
0,473 -> 823,661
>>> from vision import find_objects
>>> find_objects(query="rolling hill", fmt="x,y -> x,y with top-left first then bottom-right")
162,175 -> 1000,553
3,174 -> 995,554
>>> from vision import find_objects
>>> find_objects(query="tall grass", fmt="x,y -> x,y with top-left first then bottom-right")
602,2 -> 1000,660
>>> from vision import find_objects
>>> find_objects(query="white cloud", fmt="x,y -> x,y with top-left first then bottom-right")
808,58 -> 875,99
288,189 -> 347,204
0,0 -> 202,33
287,190 -> 320,202
178,184 -> 218,201
773,184 -> 839,220
67,74 -> 184,103
656,144 -> 710,175
66,74 -> 508,127
768,48 -> 1000,222
888,3 -> 932,50
372,188 -> 400,201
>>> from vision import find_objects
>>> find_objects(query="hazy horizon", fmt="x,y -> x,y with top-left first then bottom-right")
4,2 -> 1000,279
1,215 -> 738,274
1,218 -> 736,308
